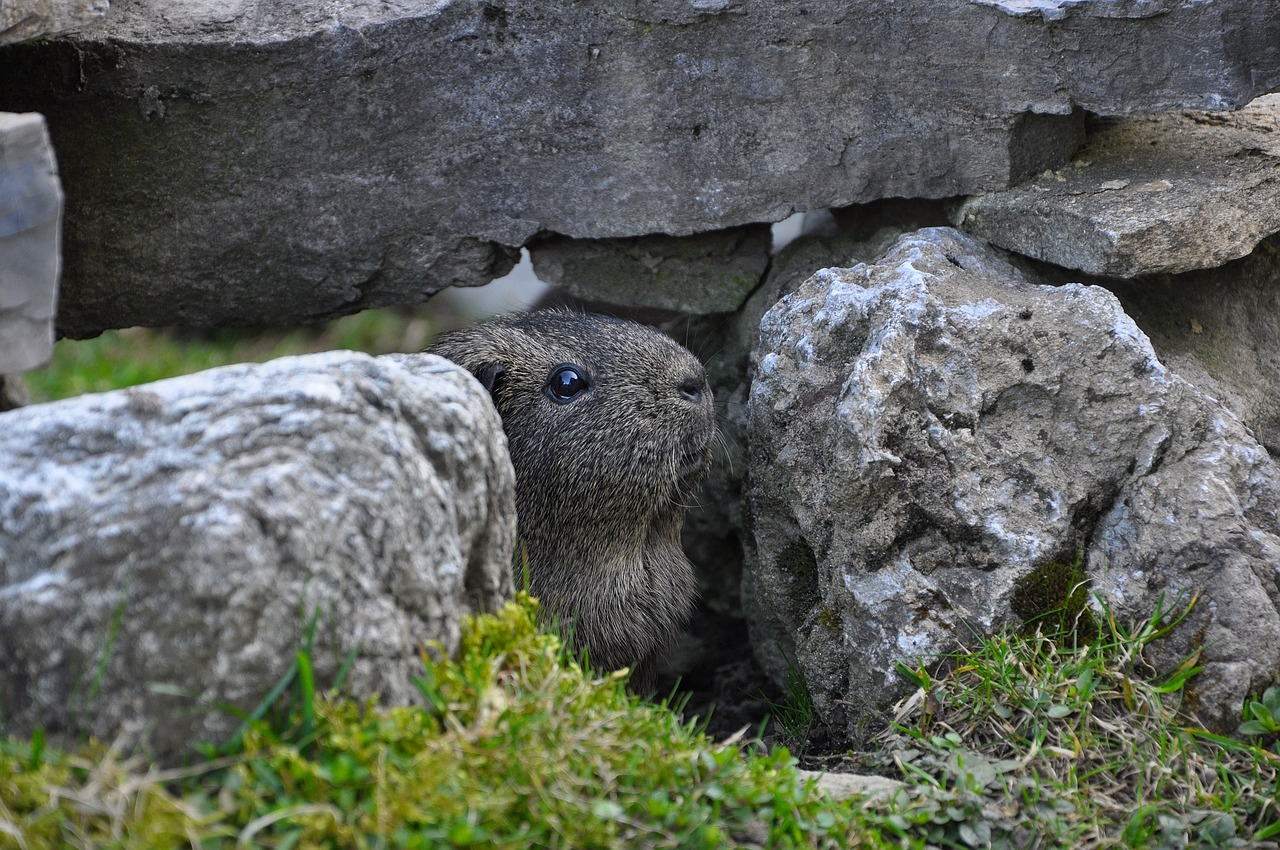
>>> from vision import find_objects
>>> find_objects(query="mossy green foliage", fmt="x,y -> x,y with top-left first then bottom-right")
23,309 -> 436,403
4,595 -> 1279,848
1011,556 -> 1097,640
0,596 -> 874,849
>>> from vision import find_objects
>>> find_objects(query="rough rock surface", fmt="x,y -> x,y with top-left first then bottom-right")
0,112 -> 60,373
1024,233 -> 1280,459
3,0 -> 1279,334
746,227 -> 1280,742
956,94 -> 1280,277
0,351 -> 516,760
0,0 -> 107,46
530,224 -> 771,315
678,200 -> 954,628
798,770 -> 904,803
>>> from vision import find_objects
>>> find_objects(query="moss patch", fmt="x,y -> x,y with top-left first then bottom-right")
775,537 -> 821,627
1011,557 -> 1097,640
0,595 -> 867,849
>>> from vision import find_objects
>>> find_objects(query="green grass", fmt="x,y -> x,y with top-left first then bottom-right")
3,594 -> 1278,849
874,597 -> 1280,848
0,596 -> 865,849
22,308 -> 438,403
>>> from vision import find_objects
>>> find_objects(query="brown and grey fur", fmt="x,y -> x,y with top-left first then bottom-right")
430,310 -> 715,690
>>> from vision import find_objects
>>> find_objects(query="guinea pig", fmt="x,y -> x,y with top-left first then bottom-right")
430,309 -> 715,690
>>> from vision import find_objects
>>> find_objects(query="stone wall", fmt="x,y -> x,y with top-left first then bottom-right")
2,0 -> 1278,334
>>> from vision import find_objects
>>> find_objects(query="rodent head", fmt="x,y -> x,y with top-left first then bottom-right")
429,309 -> 715,677
431,310 -> 715,555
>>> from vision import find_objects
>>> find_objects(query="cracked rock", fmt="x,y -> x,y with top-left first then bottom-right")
955,94 -> 1280,277
3,0 -> 1279,333
676,199 -> 954,632
746,227 -> 1280,742
0,351 -> 516,761
1025,232 -> 1280,460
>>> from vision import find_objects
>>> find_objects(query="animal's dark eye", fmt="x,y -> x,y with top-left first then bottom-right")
545,364 -> 590,403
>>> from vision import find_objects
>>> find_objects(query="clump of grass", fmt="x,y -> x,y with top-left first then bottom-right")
870,595 -> 1280,848
763,649 -> 818,756
1,595 -> 866,849
22,308 -> 437,403
1011,556 -> 1097,642
4,593 -> 1279,848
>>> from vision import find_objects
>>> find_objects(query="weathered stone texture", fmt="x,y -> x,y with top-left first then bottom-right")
1,0 -> 1277,334
0,0 -> 107,46
747,228 -> 1280,741
0,351 -> 516,761
0,112 -> 60,373
1020,233 -> 1280,460
1105,239 -> 1280,458
0,373 -> 30,410
677,200 -> 954,627
956,94 -> 1280,277
530,224 -> 771,315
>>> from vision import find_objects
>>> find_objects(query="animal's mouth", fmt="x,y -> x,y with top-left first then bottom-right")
675,433 -> 714,485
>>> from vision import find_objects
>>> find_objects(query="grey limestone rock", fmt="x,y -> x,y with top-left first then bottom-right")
0,0 -> 108,46
1019,232 -> 1280,461
0,112 -> 60,374
797,770 -> 904,803
678,200 -> 953,625
956,94 -> 1280,278
746,227 -> 1280,741
0,351 -> 516,761
530,224 -> 772,315
0,374 -> 31,410
2,0 -> 1278,334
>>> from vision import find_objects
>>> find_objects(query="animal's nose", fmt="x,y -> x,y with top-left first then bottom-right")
676,376 -> 705,403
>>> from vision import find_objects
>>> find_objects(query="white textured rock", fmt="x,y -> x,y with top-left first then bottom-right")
0,112 -> 60,373
798,770 -> 904,802
1017,229 -> 1280,460
1101,233 -> 1280,457
0,0 -> 108,46
0,351 -> 516,761
747,228 -> 1280,741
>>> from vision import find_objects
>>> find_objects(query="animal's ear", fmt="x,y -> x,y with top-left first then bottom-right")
472,363 -> 506,395
429,330 -> 509,399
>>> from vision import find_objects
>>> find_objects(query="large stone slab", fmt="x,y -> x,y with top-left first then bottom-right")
0,0 -> 107,46
956,95 -> 1280,277
0,112 -> 60,373
2,0 -> 1278,334
747,228 -> 1280,742
0,351 -> 516,761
